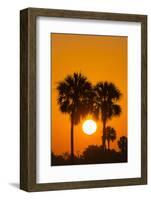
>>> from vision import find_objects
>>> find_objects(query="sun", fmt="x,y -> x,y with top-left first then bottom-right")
82,120 -> 97,135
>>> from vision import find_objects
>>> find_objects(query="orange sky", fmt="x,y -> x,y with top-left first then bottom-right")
51,33 -> 127,155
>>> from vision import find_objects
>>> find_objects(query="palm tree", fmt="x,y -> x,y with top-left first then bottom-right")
105,126 -> 116,150
57,73 -> 93,162
93,82 -> 121,150
118,136 -> 127,153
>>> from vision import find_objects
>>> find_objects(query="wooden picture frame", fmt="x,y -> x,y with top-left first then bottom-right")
20,7 -> 147,192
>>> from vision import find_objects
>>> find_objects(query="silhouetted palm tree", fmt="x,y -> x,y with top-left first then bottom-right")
106,126 -> 116,150
57,73 -> 93,162
93,82 -> 121,150
118,136 -> 127,153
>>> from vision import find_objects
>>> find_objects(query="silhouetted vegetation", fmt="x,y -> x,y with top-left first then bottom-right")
118,136 -> 127,161
55,73 -> 127,166
106,126 -> 116,150
93,82 -> 121,150
51,140 -> 127,166
57,73 -> 94,163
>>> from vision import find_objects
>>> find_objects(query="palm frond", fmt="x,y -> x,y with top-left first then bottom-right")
106,126 -> 116,141
93,81 -> 122,122
56,72 -> 93,125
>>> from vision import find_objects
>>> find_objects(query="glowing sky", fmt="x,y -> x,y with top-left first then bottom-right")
51,33 -> 127,155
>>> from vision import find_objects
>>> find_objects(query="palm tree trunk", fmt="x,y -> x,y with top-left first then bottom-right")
70,116 -> 74,164
102,120 -> 106,150
108,140 -> 110,150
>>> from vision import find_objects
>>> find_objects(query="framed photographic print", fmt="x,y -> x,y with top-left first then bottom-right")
20,8 -> 147,191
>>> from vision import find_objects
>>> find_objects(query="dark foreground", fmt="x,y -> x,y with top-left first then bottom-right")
51,145 -> 127,166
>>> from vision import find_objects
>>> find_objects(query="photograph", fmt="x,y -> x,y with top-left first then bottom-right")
20,7 -> 147,191
51,33 -> 128,166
